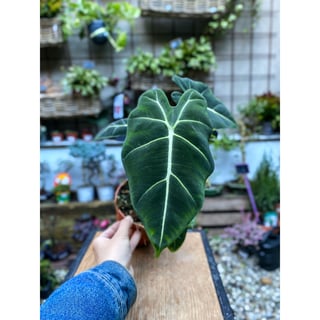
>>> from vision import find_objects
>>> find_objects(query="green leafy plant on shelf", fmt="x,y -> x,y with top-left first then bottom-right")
61,65 -> 108,98
250,153 -> 280,214
126,36 -> 216,78
238,92 -> 280,135
95,75 -> 236,256
60,0 -> 140,51
40,0 -> 63,18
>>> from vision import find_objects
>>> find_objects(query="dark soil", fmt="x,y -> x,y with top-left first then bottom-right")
116,181 -> 140,222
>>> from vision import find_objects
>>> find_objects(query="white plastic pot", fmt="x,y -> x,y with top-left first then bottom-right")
97,185 -> 114,201
77,185 -> 95,202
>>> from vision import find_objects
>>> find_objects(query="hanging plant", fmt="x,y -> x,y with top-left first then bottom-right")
60,0 -> 140,51
206,0 -> 261,37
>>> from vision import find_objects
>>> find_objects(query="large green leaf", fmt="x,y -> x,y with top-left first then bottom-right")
122,88 -> 214,256
171,75 -> 237,129
95,119 -> 128,140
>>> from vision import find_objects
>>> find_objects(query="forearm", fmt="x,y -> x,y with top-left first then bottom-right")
40,260 -> 137,320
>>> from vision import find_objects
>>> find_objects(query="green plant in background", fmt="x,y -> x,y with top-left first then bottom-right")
126,36 -> 216,77
61,65 -> 108,98
238,91 -> 280,134
60,0 -> 140,51
210,131 -> 239,152
250,153 -> 280,213
40,259 -> 59,293
40,0 -> 63,18
95,75 -> 236,256
69,140 -> 106,186
206,0 -> 261,36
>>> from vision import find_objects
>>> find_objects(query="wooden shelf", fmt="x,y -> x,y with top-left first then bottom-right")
41,200 -> 113,211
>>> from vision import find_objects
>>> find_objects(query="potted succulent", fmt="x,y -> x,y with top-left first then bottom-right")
65,129 -> 78,142
51,130 -> 64,142
60,0 -> 140,51
69,140 -> 107,202
95,75 -> 236,256
126,36 -> 216,91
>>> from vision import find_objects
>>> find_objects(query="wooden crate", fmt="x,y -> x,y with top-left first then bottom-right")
40,18 -> 64,47
40,93 -> 102,118
139,0 -> 227,17
196,194 -> 250,229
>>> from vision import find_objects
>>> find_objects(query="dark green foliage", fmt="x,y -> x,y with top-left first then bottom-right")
126,36 -> 216,77
61,65 -> 108,98
250,154 -> 280,213
238,92 -> 280,134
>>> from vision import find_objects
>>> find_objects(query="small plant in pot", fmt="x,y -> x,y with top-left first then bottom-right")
60,0 -> 140,51
61,65 -> 108,98
95,75 -> 236,256
96,155 -> 117,202
250,153 -> 280,227
222,211 -> 266,258
69,140 -> 107,202
238,91 -> 280,135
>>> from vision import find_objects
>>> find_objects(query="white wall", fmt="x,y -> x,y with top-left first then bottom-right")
41,137 -> 280,191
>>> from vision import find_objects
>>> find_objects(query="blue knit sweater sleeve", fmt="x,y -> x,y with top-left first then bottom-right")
40,260 -> 137,320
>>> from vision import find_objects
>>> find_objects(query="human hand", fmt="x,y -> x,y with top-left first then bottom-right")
92,216 -> 141,274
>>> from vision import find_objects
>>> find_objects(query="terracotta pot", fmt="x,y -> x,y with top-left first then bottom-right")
114,179 -> 149,247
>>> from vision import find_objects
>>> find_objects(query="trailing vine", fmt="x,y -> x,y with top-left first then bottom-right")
206,0 -> 262,37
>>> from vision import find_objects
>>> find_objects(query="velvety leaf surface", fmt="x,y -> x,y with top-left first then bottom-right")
95,119 -> 128,140
171,75 -> 237,129
122,88 -> 214,256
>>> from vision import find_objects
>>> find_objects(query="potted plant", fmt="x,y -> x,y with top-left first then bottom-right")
40,0 -> 64,46
126,36 -> 216,91
69,140 -> 107,202
61,65 -> 108,98
60,0 -> 140,51
81,128 -> 93,141
238,91 -> 280,135
53,172 -> 72,203
96,155 -> 117,202
221,211 -> 266,257
250,153 -> 280,227
51,130 -> 64,142
65,129 -> 78,142
95,75 -> 236,256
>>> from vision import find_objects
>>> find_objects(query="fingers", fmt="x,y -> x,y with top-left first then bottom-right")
114,215 -> 134,239
100,220 -> 121,239
130,229 -> 142,251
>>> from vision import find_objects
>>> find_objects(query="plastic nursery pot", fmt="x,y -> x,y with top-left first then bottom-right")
87,20 -> 108,45
114,179 -> 149,247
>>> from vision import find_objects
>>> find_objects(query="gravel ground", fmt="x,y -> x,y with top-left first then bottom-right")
209,234 -> 280,320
